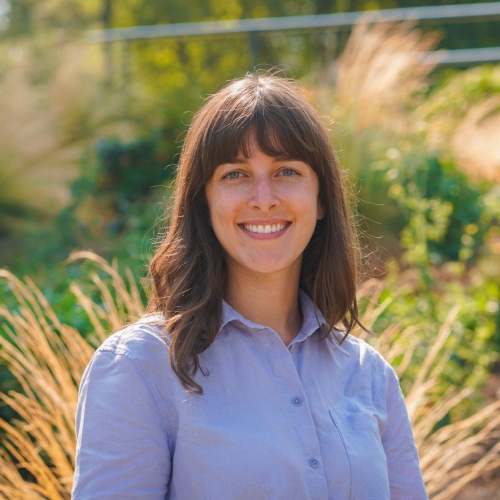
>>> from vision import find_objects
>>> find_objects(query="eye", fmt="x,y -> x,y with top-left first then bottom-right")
279,168 -> 298,177
223,171 -> 243,180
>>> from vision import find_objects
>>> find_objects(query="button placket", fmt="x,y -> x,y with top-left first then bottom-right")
258,329 -> 328,498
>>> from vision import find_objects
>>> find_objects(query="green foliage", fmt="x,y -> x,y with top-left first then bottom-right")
78,132 -> 176,202
435,65 -> 500,107
68,130 -> 175,264
352,148 -> 500,405
368,253 -> 500,412
417,65 -> 500,146
1,127 -> 175,289
388,154 -> 493,265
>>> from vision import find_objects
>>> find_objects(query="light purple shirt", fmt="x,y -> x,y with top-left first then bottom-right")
73,291 -> 428,499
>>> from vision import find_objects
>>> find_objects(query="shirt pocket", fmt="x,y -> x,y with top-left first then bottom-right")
329,410 -> 390,500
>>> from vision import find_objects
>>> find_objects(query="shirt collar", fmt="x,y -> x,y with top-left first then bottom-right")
221,289 -> 350,356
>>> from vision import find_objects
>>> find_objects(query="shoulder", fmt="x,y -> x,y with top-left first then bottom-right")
329,331 -> 401,390
97,314 -> 168,361
89,315 -> 174,387
81,315 -> 180,408
341,333 -> 391,368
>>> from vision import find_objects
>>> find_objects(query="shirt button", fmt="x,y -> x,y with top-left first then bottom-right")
291,397 -> 302,407
309,458 -> 319,468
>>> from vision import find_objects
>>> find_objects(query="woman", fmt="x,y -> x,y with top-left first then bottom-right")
73,73 -> 427,499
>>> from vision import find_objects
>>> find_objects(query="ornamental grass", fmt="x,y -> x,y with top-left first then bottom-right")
357,279 -> 500,499
0,253 -> 498,499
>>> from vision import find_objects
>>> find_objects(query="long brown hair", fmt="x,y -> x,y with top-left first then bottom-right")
147,72 -> 362,393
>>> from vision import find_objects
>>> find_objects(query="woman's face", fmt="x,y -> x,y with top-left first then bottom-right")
205,134 -> 324,280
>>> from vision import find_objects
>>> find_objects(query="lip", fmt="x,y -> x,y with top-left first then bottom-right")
238,221 -> 292,239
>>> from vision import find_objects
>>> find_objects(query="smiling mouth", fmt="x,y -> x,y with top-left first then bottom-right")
240,222 -> 290,234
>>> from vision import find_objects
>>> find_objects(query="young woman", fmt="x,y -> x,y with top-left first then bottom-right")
72,73 -> 428,499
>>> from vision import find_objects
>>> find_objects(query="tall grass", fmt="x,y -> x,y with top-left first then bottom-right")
0,252 -> 141,499
0,62 -> 80,227
0,40 -> 139,234
316,21 -> 500,216
311,21 -> 443,254
416,65 -> 500,183
0,43 -> 95,224
0,253 -> 498,499
452,96 -> 500,183
333,20 -> 439,134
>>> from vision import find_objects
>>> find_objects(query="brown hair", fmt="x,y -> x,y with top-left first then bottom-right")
147,72 -> 362,393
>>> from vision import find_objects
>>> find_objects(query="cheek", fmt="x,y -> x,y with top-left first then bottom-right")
294,187 -> 321,220
208,195 -> 240,243
206,184 -> 231,227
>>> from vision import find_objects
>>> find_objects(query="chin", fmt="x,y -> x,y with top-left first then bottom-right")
240,257 -> 298,276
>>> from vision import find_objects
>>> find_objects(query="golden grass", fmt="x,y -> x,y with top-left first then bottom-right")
0,270 -> 92,499
0,254 -> 498,499
0,252 -> 142,499
331,20 -> 439,133
452,96 -> 500,183
0,39 -> 136,227
0,51 -> 82,217
317,21 -> 500,186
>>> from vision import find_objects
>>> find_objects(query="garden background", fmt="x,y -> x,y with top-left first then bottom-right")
0,0 -> 500,498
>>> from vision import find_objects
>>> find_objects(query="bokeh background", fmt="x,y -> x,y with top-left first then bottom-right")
0,0 -> 499,498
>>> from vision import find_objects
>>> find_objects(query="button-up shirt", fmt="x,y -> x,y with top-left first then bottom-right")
73,291 -> 428,499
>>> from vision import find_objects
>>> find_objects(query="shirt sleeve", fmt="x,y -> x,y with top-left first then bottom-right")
72,349 -> 171,499
381,368 -> 429,500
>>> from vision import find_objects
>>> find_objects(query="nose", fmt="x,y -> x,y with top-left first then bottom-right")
248,176 -> 280,211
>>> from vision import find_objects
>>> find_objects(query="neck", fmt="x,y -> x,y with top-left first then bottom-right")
224,260 -> 303,346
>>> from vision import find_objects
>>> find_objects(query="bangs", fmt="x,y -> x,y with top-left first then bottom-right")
199,88 -> 321,180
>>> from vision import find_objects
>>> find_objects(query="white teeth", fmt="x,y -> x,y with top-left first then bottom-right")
243,223 -> 287,233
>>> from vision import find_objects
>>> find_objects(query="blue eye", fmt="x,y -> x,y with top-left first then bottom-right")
280,168 -> 296,176
225,171 -> 242,179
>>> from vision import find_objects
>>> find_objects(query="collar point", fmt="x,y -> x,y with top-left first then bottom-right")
328,329 -> 351,357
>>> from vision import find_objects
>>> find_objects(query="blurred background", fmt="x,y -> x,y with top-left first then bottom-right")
0,0 -> 500,498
